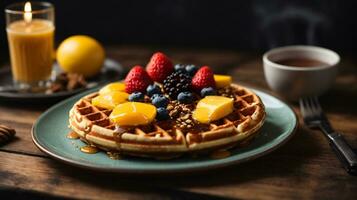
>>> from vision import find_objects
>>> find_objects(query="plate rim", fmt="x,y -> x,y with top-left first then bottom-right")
31,86 -> 298,174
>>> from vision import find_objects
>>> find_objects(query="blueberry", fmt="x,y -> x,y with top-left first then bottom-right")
152,94 -> 169,108
156,107 -> 170,121
201,87 -> 216,97
146,84 -> 162,96
174,64 -> 185,72
128,92 -> 144,102
150,93 -> 160,101
177,92 -> 194,104
185,65 -> 198,76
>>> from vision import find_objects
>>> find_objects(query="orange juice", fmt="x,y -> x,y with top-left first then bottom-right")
7,19 -> 54,84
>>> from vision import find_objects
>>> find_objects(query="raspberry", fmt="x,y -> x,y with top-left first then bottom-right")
146,52 -> 174,82
125,65 -> 152,93
191,66 -> 215,92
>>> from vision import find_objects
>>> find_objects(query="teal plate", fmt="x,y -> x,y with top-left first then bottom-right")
32,88 -> 298,174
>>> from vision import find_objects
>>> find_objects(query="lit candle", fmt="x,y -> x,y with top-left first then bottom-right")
6,2 -> 55,87
24,2 -> 32,23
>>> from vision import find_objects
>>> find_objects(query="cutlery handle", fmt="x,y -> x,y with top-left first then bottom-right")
328,132 -> 357,175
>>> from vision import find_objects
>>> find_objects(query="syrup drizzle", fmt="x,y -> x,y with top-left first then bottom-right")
80,145 -> 98,154
113,125 -> 126,143
113,124 -> 126,148
67,131 -> 79,139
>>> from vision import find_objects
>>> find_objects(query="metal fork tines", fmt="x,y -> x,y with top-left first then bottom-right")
300,97 -> 333,132
300,97 -> 357,175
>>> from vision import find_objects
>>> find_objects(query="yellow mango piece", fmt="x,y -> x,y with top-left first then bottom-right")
193,96 -> 234,124
92,91 -> 129,110
109,102 -> 157,126
99,82 -> 126,95
214,75 -> 232,88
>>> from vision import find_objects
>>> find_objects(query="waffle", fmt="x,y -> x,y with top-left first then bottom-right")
69,84 -> 266,159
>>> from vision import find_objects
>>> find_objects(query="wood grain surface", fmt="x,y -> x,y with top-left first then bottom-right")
0,46 -> 356,200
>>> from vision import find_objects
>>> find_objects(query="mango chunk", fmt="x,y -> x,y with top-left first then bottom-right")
109,102 -> 157,126
92,91 -> 129,110
193,96 -> 234,124
99,82 -> 126,95
214,75 -> 232,88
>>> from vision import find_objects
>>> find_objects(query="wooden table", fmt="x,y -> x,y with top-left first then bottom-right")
1,46 -> 356,200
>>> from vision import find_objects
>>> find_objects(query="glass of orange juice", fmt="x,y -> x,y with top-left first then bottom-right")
5,2 -> 55,90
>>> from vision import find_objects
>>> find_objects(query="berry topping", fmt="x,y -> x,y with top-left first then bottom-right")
151,94 -> 169,108
156,107 -> 170,121
174,64 -> 185,72
128,92 -> 145,102
146,52 -> 174,82
177,91 -> 194,104
125,66 -> 152,93
191,66 -> 215,92
163,71 -> 191,99
146,84 -> 162,97
201,87 -> 216,97
150,93 -> 160,101
185,64 -> 198,76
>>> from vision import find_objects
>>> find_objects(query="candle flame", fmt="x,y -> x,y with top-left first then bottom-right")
24,2 -> 32,23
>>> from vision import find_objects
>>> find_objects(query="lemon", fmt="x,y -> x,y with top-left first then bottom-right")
56,35 -> 105,77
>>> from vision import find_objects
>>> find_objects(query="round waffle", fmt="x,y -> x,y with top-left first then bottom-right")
69,84 -> 266,159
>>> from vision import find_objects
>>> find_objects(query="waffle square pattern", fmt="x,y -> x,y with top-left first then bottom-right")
69,84 -> 266,159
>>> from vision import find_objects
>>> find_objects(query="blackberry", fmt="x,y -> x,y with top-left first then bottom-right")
163,71 -> 191,99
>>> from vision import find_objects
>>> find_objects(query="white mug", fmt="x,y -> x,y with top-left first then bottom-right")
263,45 -> 340,100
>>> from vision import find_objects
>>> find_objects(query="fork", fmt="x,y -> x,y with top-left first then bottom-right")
300,97 -> 357,175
